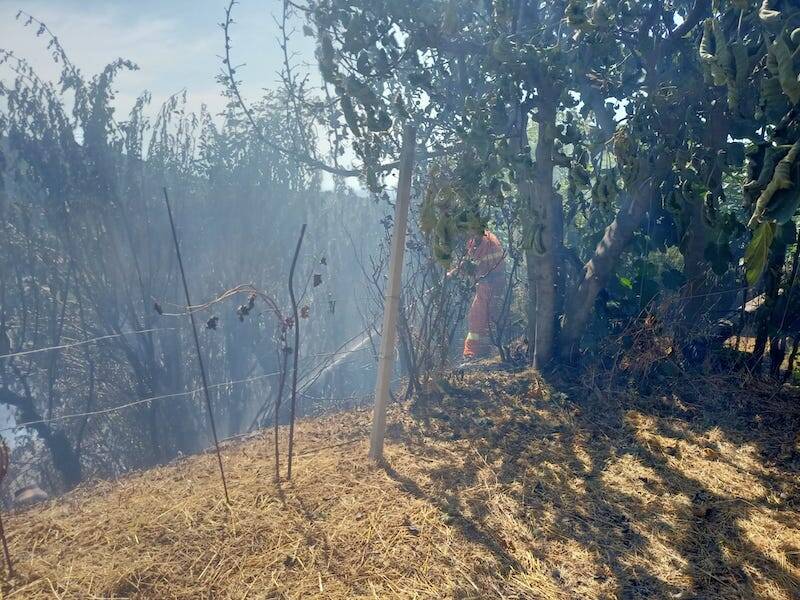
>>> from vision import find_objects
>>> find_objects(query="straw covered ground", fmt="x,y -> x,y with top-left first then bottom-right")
3,365 -> 800,599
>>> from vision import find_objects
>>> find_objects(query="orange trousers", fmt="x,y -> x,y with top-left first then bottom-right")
463,280 -> 503,358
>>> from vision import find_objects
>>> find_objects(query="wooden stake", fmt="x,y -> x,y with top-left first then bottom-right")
274,346 -> 289,482
163,188 -> 230,505
369,124 -> 416,461
0,439 -> 12,577
286,224 -> 306,480
0,512 -> 11,578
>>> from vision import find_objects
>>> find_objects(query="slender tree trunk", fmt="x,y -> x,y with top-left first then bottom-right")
680,108 -> 727,342
783,337 -> 799,383
772,225 -> 800,378
681,194 -> 709,316
750,231 -> 790,371
560,175 -> 657,357
521,110 -> 559,367
274,346 -> 289,482
546,189 -> 566,340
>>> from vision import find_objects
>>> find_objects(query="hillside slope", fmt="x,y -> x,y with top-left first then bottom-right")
3,367 -> 800,599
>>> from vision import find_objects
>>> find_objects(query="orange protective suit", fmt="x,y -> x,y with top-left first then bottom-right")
462,231 -> 506,359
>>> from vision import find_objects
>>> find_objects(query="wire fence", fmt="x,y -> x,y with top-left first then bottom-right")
0,279 -> 781,440
0,324 -> 382,436
3,266 -> 782,492
0,370 -> 283,434
0,328 -> 177,361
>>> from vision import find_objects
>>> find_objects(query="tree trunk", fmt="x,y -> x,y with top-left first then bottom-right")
0,387 -> 82,488
751,225 -> 793,371
680,105 -> 727,341
521,110 -> 559,367
560,175 -> 657,357
680,191 -> 710,327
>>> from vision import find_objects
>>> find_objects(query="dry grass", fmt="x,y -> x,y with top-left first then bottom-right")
2,366 -> 800,599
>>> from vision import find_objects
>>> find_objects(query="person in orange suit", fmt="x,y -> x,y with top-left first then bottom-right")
447,227 -> 506,361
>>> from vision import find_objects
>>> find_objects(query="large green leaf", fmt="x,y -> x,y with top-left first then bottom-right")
744,221 -> 776,285
617,275 -> 633,290
769,36 -> 800,104
763,156 -> 800,223
749,139 -> 800,227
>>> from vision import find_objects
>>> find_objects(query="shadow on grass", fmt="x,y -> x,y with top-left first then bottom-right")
387,365 -> 800,599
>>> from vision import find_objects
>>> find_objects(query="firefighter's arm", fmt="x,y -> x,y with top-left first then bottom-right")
447,238 -> 481,278
446,256 -> 475,278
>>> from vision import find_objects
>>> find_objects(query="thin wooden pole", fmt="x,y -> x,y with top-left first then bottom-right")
0,511 -> 11,577
0,439 -> 12,577
163,188 -> 230,505
274,346 -> 289,481
369,124 -> 416,461
286,224 -> 306,480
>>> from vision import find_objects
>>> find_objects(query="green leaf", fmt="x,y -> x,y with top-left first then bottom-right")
749,139 -> 800,227
769,36 -> 800,104
763,183 -> 800,224
618,276 -> 633,289
744,222 -> 776,285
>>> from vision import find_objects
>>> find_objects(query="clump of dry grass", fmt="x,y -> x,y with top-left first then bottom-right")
3,366 -> 799,599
